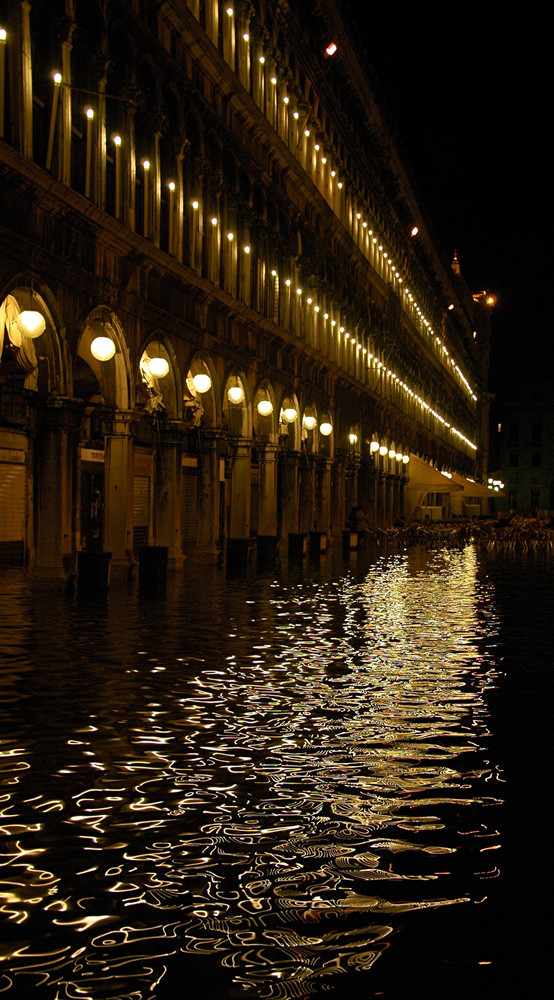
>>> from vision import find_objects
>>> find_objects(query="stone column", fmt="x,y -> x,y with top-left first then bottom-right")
258,443 -> 278,537
155,420 -> 183,568
60,22 -> 75,186
95,71 -> 108,211
281,450 -> 300,536
32,398 -> 75,583
196,431 -> 222,551
103,411 -> 134,576
376,473 -> 386,528
316,458 -> 332,534
175,149 -> 184,261
152,130 -> 161,247
20,1 -> 33,158
368,471 -> 379,528
229,438 -> 251,539
124,99 -> 137,231
330,457 -> 345,536
386,475 -> 395,526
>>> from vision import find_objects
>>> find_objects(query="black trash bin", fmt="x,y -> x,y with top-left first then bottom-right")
138,546 -> 169,593
309,531 -> 328,557
288,532 -> 307,559
77,551 -> 112,594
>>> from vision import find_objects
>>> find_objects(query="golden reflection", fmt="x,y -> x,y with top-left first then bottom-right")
0,547 -> 507,997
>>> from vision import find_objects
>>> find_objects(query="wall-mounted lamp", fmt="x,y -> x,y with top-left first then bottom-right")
146,350 -> 169,379
91,336 -> 116,361
192,372 -> 211,394
227,378 -> 245,404
319,421 -> 333,436
17,309 -> 46,339
257,396 -> 273,417
303,414 -> 317,431
282,406 -> 298,423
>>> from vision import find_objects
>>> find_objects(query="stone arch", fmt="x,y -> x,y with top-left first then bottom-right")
184,353 -> 218,429
138,332 -> 180,419
0,277 -> 67,397
253,381 -> 278,443
75,307 -> 131,412
279,391 -> 301,451
222,368 -> 251,439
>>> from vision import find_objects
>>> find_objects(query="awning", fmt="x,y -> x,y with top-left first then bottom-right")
406,453 -> 462,495
404,453 -> 462,520
450,472 -> 504,498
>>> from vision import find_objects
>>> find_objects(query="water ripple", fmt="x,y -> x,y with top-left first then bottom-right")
0,547 -> 508,997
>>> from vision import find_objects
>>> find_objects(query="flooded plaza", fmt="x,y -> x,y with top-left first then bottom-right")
0,543 -> 551,999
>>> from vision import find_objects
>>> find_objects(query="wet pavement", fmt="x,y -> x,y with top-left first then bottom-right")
0,543 -> 551,999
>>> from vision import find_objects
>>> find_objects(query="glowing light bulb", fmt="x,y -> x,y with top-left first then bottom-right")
16,310 -> 46,338
147,356 -> 169,378
257,398 -> 273,416
192,372 -> 211,393
228,384 -> 245,404
90,336 -> 116,361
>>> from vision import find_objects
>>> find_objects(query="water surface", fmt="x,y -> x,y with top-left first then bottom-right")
0,545 -> 550,998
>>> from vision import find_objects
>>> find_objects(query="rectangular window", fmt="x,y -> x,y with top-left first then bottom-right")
507,423 -> 519,446
532,422 -> 542,446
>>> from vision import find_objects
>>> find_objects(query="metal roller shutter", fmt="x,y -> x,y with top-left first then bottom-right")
180,467 -> 198,546
0,463 -> 26,561
133,474 -> 150,550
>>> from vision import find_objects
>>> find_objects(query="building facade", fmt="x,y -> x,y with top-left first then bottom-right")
492,382 -> 554,515
0,0 -> 492,578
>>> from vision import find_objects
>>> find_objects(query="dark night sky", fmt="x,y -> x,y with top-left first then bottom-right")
343,1 -> 550,392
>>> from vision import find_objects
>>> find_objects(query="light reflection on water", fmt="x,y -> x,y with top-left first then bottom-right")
0,545 -> 538,998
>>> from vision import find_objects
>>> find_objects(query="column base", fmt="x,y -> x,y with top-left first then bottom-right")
226,537 -> 256,575
256,535 -> 279,566
309,531 -> 328,557
288,532 -> 307,559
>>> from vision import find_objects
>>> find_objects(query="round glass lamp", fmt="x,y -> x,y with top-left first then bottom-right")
147,356 -> 169,378
192,372 -> 211,393
228,384 -> 245,404
303,415 -> 317,430
282,406 -> 297,423
319,421 -> 333,436
91,336 -> 116,361
257,398 -> 273,416
17,310 -> 46,338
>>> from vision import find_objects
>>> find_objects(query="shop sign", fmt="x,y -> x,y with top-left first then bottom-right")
81,448 -> 105,463
0,448 -> 25,464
